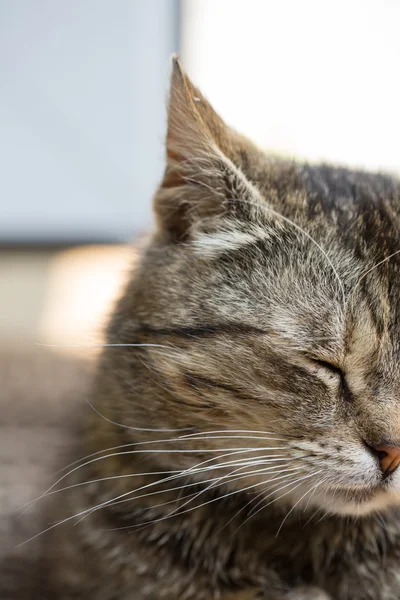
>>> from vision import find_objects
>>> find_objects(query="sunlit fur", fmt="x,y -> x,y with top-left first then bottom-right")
5,58 -> 400,599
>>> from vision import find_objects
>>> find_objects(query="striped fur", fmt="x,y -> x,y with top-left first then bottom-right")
4,57 -> 400,599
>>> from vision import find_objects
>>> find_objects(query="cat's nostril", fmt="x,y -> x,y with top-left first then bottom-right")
376,449 -> 389,461
366,443 -> 400,477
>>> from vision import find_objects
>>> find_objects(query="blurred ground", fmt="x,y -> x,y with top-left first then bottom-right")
0,245 -> 136,355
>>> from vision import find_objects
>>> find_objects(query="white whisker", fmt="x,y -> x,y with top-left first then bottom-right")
19,445 -> 294,515
252,469 -> 323,519
100,466 -> 305,532
346,249 -> 400,312
179,429 -> 299,440
86,398 -> 190,433
18,464 -> 303,547
233,197 -> 346,307
275,477 -> 326,538
35,342 -> 178,350
28,455 -> 296,502
52,430 -> 292,479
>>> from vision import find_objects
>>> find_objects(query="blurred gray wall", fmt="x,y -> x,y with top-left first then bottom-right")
0,0 -> 179,243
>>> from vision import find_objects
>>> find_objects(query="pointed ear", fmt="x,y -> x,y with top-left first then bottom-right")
153,56 -> 263,240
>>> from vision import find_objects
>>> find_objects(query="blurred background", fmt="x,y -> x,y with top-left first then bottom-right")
1,0 -> 400,354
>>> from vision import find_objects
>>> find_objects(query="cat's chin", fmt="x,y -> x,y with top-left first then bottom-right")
307,486 -> 400,517
283,481 -> 400,517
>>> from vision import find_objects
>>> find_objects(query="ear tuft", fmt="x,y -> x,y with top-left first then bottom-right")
170,54 -> 185,84
153,57 -> 263,240
167,56 -> 215,166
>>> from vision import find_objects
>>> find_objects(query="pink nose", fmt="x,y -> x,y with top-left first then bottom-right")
374,444 -> 400,475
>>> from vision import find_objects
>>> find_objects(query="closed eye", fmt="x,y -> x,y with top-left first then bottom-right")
311,359 -> 352,402
311,359 -> 343,377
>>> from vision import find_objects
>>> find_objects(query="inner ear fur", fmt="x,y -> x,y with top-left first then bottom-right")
153,56 -> 265,240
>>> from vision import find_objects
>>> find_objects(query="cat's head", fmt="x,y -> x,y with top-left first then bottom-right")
107,57 -> 400,518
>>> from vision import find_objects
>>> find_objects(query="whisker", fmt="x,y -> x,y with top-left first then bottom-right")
18,465 -> 303,546
253,470 -> 323,518
53,430 -> 292,478
35,342 -> 179,350
28,455 -> 296,502
346,249 -> 400,312
232,197 -> 346,308
227,470 -> 322,541
19,446 -> 293,514
86,398 -> 190,433
275,477 -> 326,538
313,509 -> 330,526
77,461 -> 299,527
172,435 -> 294,442
225,470 -> 317,540
179,429 -> 300,440
302,506 -> 323,529
100,466 -> 305,532
243,469 -> 323,527
215,457 -> 314,536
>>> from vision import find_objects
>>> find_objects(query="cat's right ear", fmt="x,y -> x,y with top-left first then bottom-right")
153,56 -> 262,240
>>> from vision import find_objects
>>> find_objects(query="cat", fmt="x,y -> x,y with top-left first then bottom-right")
3,55 -> 400,599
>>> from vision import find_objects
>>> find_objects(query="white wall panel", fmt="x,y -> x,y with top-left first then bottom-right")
0,0 -> 179,242
182,0 -> 400,174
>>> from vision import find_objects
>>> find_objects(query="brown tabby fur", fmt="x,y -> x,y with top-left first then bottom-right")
3,57 -> 400,599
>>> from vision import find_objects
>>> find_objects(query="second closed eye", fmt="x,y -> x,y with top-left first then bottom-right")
310,359 -> 353,401
311,359 -> 343,377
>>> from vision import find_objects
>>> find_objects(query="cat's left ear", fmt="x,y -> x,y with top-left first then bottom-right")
154,56 -> 264,239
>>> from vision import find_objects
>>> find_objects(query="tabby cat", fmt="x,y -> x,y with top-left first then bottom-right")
3,56 -> 400,599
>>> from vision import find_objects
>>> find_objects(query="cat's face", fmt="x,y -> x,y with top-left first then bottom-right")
111,58 -> 400,518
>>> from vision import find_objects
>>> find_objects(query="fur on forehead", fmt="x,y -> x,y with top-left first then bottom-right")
151,58 -> 363,318
154,56 -> 270,240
